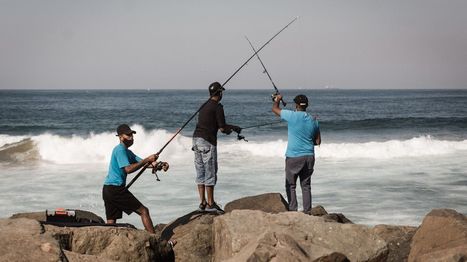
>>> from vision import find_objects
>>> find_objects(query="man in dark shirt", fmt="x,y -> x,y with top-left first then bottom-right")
192,82 -> 240,213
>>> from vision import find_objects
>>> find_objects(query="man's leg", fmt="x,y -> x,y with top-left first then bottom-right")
106,219 -> 116,224
285,174 -> 298,211
300,156 -> 315,212
197,184 -> 206,205
299,169 -> 312,212
136,206 -> 177,247
194,137 -> 208,206
285,157 -> 307,211
204,141 -> 217,206
137,205 -> 155,234
206,185 -> 214,206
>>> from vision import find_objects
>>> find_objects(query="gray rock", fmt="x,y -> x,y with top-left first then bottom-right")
408,209 -> 467,262
160,210 -> 219,262
224,192 -> 289,213
225,231 -> 312,262
310,205 -> 329,216
213,210 -> 388,262
322,213 -> 353,224
0,218 -> 63,262
1,216 -> 172,261
372,225 -> 417,262
44,224 -> 163,261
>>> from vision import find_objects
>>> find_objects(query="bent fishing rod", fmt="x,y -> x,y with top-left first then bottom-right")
245,36 -> 287,107
126,17 -> 298,189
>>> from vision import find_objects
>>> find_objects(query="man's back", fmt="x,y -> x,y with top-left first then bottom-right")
193,100 -> 226,146
281,110 -> 319,157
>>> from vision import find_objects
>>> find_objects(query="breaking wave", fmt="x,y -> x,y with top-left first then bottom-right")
1,125 -> 467,164
0,138 -> 40,163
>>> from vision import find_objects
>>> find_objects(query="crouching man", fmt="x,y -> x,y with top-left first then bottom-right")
102,124 -> 169,235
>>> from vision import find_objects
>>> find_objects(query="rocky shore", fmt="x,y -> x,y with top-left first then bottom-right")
1,193 -> 466,261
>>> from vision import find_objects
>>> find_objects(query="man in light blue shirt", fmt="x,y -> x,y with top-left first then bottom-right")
103,124 -> 164,234
272,94 -> 321,213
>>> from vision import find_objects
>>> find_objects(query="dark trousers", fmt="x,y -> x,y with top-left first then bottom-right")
285,155 -> 315,212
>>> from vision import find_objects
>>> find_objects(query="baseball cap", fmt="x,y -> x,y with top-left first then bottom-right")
209,82 -> 225,96
116,124 -> 136,136
293,94 -> 308,107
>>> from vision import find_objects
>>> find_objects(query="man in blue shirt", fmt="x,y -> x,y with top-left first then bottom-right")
103,124 -> 164,233
272,94 -> 321,213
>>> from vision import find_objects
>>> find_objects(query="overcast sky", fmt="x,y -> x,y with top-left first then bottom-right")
1,0 -> 466,89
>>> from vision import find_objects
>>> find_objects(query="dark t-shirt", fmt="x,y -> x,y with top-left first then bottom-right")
193,99 -> 226,146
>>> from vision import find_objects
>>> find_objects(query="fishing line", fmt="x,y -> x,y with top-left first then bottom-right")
236,121 -> 284,142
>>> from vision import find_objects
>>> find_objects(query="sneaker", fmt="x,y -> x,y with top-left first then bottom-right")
205,202 -> 225,214
198,202 -> 207,211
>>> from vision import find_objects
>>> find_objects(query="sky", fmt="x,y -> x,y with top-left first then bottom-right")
1,0 -> 466,90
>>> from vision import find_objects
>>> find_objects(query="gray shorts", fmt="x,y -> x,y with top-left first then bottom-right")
192,137 -> 218,186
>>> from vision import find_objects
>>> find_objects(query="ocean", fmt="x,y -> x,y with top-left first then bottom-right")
1,89 -> 466,228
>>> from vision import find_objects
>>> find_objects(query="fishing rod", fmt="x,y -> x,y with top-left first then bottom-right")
126,17 -> 298,189
222,16 -> 298,87
245,36 -> 287,107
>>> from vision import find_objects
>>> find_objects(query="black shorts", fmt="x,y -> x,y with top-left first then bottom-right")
102,185 -> 143,220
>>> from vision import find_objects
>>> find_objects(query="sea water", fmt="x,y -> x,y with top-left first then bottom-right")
1,89 -> 466,228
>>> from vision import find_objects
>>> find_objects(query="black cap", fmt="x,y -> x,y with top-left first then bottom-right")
209,82 -> 225,96
116,124 -> 136,136
293,94 -> 308,107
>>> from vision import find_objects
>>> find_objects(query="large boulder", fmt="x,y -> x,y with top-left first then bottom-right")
2,216 -> 172,261
0,218 -> 63,261
372,225 -> 417,262
160,211 -> 219,262
44,224 -> 163,261
213,210 -> 388,262
224,194 -> 353,224
408,209 -> 467,262
223,230 -> 350,262
224,193 -> 289,213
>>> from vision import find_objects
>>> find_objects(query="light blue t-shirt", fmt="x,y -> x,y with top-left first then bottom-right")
104,143 -> 142,186
280,109 -> 320,157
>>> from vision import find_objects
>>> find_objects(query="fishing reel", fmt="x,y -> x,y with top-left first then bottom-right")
231,126 -> 248,142
271,92 -> 278,102
237,133 -> 248,142
271,92 -> 287,107
151,161 -> 169,181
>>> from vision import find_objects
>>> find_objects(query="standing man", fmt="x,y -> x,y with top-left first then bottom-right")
103,124 -> 167,233
192,82 -> 241,213
272,94 -> 321,213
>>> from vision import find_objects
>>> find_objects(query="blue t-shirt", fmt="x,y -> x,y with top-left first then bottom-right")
104,143 -> 142,186
280,109 -> 320,157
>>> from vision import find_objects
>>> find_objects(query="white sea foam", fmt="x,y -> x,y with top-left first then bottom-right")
2,127 -> 467,164
26,125 -> 193,164
319,136 -> 467,159
1,127 -> 467,227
